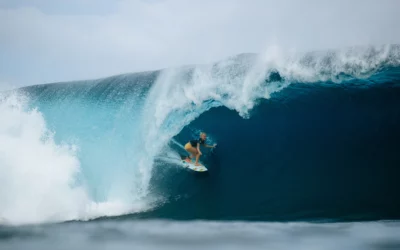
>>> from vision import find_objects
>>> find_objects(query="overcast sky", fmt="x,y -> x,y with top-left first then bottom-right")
0,0 -> 399,88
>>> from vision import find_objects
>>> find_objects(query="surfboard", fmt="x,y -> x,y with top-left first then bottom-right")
180,156 -> 208,172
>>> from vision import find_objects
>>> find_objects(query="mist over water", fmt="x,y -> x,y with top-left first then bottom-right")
1,221 -> 400,250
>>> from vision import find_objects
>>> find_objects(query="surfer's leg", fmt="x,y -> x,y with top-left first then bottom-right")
184,143 -> 198,160
195,153 -> 201,166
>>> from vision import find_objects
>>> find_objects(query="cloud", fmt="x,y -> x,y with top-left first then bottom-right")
0,0 -> 118,15
0,0 -> 399,87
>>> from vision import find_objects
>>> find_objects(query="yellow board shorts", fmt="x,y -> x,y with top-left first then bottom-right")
184,142 -> 193,150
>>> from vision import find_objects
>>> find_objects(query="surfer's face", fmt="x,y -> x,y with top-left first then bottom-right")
201,133 -> 207,140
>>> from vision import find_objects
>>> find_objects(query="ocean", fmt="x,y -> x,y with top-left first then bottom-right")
0,45 -> 400,249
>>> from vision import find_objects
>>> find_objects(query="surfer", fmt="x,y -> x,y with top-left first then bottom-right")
184,132 -> 216,166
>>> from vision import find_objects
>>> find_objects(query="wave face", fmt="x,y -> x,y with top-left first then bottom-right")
1,45 -> 400,224
149,79 -> 400,221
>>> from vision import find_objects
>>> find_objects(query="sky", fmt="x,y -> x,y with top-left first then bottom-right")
0,0 -> 399,88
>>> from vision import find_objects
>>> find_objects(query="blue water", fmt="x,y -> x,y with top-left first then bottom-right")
1,45 -> 400,249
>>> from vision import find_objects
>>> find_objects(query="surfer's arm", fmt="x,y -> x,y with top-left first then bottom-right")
204,144 -> 216,148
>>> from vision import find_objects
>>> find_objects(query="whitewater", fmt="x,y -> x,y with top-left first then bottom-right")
0,45 -> 400,227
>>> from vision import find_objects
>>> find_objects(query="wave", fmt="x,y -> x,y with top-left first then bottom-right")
147,80 -> 400,221
1,44 -> 400,224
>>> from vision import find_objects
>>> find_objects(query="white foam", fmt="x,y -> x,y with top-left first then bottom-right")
269,44 -> 400,83
0,93 -> 147,225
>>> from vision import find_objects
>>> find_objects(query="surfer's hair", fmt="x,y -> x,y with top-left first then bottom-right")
200,132 -> 206,136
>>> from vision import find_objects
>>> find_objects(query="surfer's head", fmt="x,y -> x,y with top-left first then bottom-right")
200,132 -> 207,140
